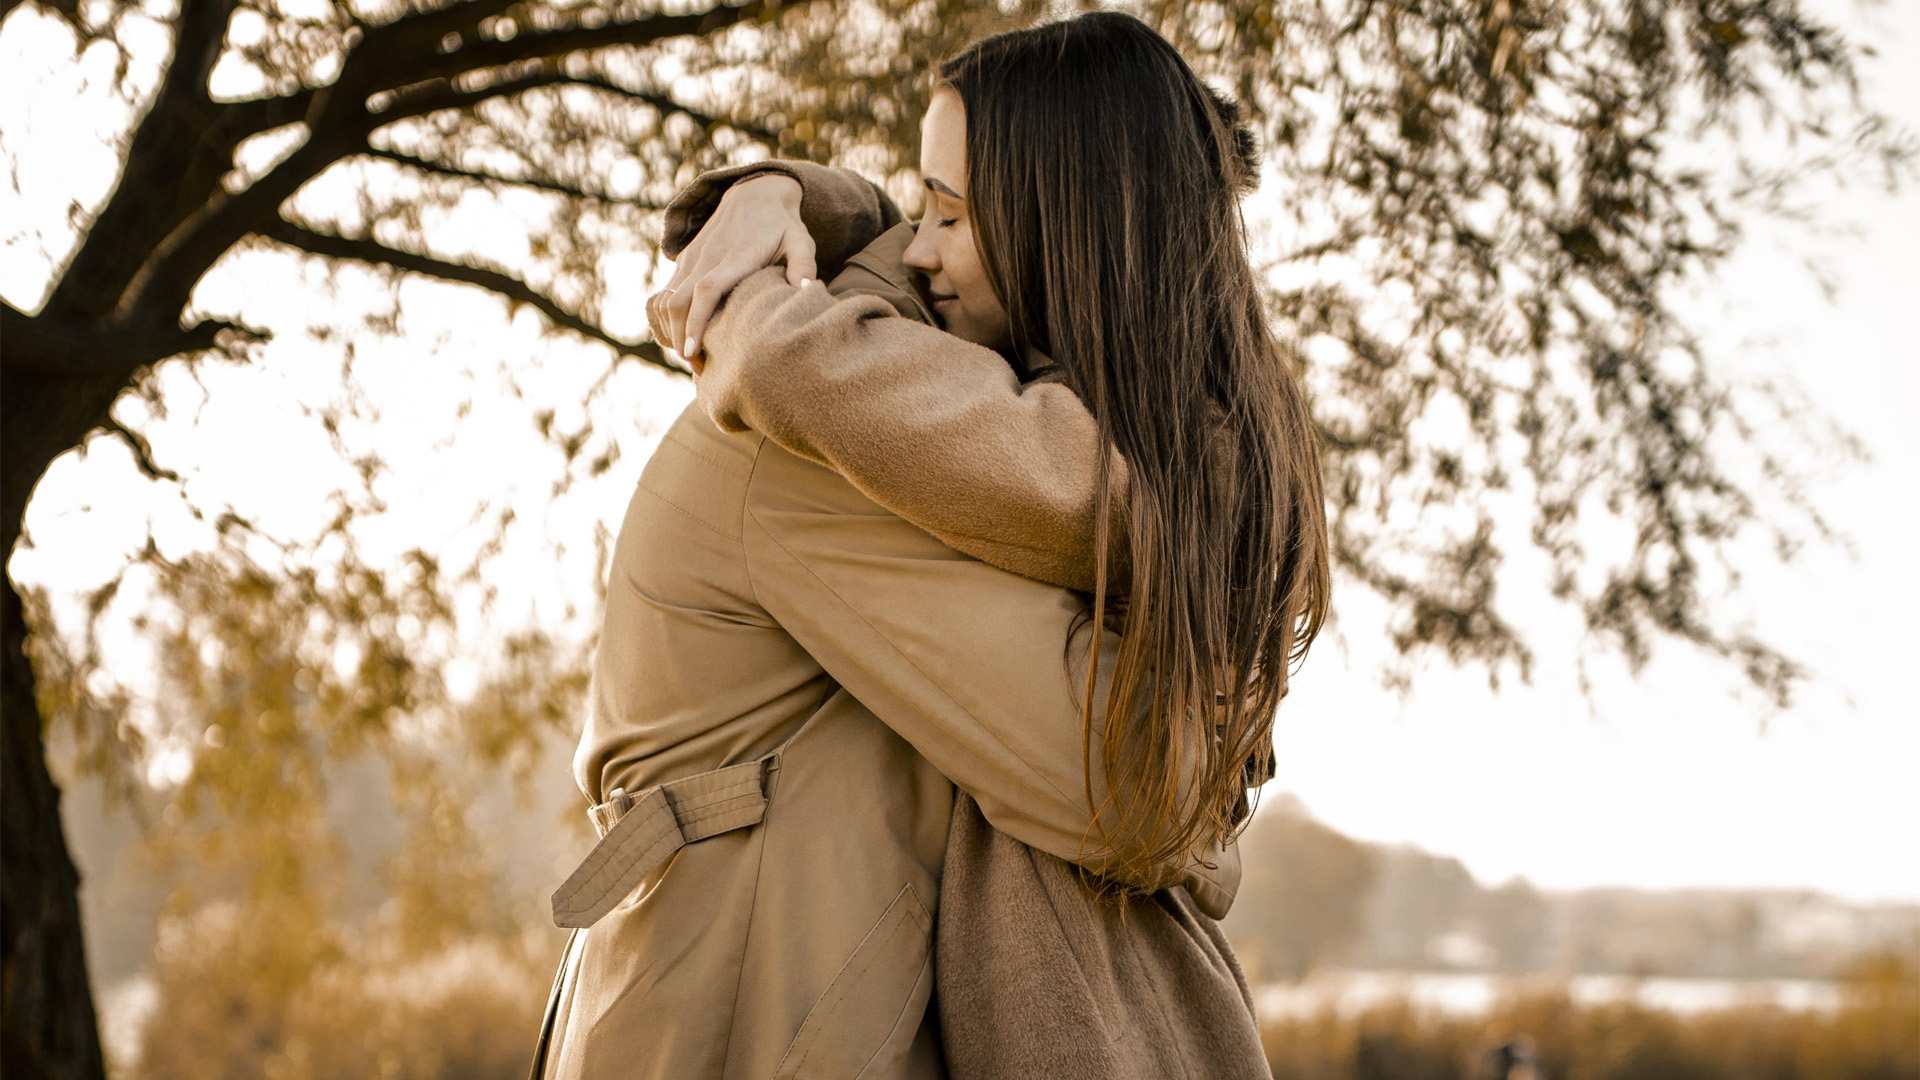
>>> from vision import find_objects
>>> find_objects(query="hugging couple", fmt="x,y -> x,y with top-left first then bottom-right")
532,11 -> 1330,1080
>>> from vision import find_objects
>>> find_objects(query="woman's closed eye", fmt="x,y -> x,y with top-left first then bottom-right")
936,217 -> 959,228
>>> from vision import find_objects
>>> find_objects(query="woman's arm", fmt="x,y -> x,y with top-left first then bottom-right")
656,161 -> 904,358
738,433 -> 1236,914
661,159 -> 904,268
675,241 -> 1132,595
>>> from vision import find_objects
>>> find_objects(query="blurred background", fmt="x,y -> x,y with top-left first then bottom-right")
3,0 -> 1916,1078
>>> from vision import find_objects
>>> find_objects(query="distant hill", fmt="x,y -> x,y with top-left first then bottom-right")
1222,795 -> 1920,984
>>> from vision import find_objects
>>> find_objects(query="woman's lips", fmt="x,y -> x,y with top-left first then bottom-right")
930,294 -> 957,309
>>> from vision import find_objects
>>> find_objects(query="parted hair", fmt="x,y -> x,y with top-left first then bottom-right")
937,11 -> 1330,890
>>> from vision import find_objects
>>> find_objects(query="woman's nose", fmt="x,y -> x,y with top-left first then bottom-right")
902,220 -> 939,273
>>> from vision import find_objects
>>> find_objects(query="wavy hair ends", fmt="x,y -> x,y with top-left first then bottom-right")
937,11 -> 1330,892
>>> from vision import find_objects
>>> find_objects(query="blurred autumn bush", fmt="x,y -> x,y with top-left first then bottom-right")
1261,952 -> 1919,1080
130,894 -> 559,1080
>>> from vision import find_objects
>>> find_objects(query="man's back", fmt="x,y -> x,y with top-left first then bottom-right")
550,401 -> 952,1079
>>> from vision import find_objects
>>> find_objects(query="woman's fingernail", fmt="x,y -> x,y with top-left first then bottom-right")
799,277 -> 811,287
685,336 -> 699,355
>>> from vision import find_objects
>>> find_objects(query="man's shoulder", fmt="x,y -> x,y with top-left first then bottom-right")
632,402 -> 766,543
650,400 -> 766,476
829,221 -> 934,324
742,435 -> 894,520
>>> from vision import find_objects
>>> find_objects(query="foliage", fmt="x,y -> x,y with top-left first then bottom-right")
7,0 -> 1910,704
27,524 -> 589,952
1154,0 -> 1911,698
1259,951 -> 1920,1080
130,897 -> 556,1080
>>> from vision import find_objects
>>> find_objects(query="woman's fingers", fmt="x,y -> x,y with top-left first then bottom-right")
660,173 -> 808,358
677,227 -> 819,358
782,224 -> 818,288
655,234 -> 707,353
682,251 -> 776,359
645,288 -> 674,352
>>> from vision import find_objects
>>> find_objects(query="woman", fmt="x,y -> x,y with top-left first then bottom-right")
541,12 -> 1327,1079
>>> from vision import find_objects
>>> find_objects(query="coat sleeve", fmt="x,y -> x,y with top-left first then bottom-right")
661,159 -> 906,280
692,261 -> 1131,595
738,438 -> 1239,915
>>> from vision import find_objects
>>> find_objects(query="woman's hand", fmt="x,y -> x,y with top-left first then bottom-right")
649,173 -> 815,370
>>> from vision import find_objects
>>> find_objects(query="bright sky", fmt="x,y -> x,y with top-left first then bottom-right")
4,1 -> 1916,904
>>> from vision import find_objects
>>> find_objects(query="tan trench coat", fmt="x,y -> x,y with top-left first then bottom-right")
536,205 -> 1240,1078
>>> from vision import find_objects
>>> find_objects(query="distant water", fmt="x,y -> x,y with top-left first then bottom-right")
1256,971 -> 1844,1019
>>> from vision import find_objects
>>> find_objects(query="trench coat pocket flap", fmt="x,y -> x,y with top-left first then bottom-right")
774,883 -> 934,1080
550,758 -> 772,929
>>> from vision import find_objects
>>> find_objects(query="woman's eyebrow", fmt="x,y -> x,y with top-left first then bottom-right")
923,177 -> 965,201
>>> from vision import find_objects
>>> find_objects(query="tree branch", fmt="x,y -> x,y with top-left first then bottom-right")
216,90 -> 319,143
39,0 -> 252,321
172,317 -> 271,356
372,65 -> 779,148
172,0 -> 245,109
0,303 -> 262,378
360,146 -> 648,202
260,219 -> 685,376
403,2 -> 772,86
102,416 -> 183,483
211,0 -> 776,144
106,1 -> 774,325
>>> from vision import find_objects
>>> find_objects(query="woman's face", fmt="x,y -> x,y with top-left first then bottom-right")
903,87 -> 1012,351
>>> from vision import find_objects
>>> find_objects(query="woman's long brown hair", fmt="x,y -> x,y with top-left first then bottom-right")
940,12 -> 1331,890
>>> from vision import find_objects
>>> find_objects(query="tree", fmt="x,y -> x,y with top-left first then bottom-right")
1,0 -> 1905,1073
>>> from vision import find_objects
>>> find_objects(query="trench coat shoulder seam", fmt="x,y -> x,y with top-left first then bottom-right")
634,481 -> 743,545
739,439 -> 773,606
737,467 -> 1082,816
659,422 -> 752,476
641,425 -> 764,545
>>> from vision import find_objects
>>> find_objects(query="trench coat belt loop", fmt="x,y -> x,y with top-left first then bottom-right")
549,753 -> 780,929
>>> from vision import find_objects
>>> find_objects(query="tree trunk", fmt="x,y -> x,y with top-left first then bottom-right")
1,582 -> 106,1080
2,347 -> 118,1080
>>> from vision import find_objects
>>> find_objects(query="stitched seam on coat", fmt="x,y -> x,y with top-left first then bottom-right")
639,427 -> 756,542
739,442 -> 769,606
742,498 -> 1083,817
779,883 -> 930,1079
635,482 -> 740,543
851,924 -> 935,1079
657,427 -> 750,478
554,799 -> 678,916
840,255 -> 932,323
566,797 -> 672,897
717,794 -> 774,1080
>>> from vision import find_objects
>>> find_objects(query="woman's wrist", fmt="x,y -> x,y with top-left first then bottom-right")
723,172 -> 804,213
